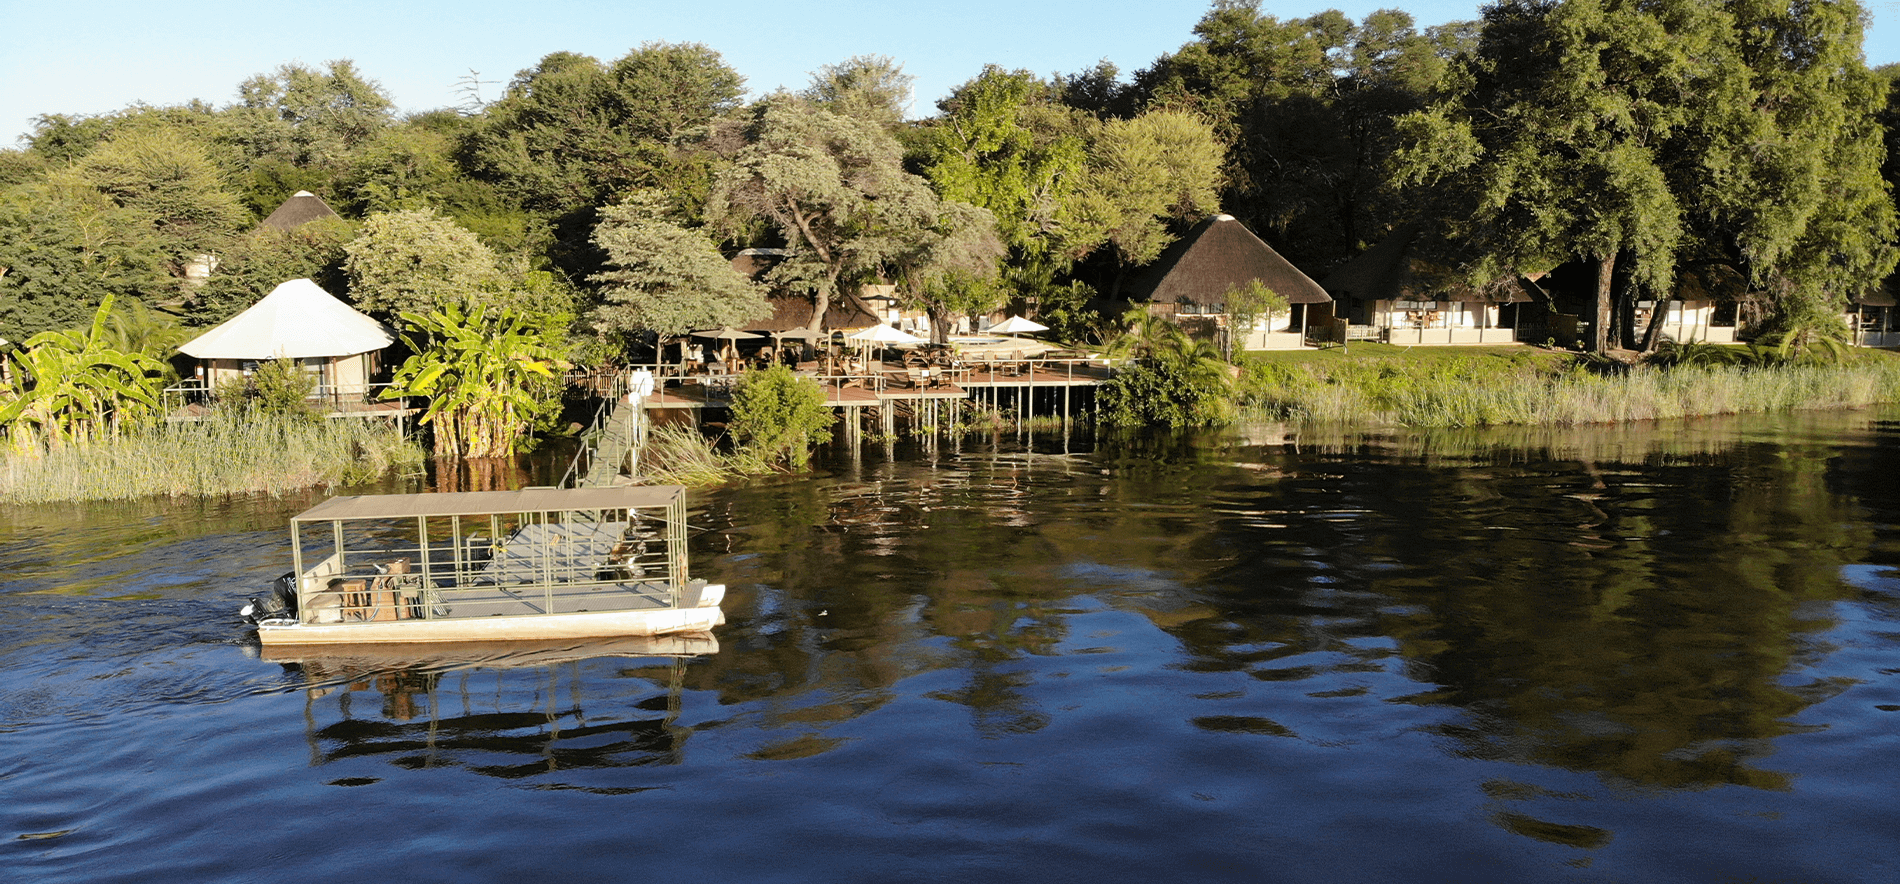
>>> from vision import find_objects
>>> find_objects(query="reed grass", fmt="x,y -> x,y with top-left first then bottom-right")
638,423 -> 774,486
1239,354 -> 1900,428
0,411 -> 424,503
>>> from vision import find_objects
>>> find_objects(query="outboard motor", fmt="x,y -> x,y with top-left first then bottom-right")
240,572 -> 299,624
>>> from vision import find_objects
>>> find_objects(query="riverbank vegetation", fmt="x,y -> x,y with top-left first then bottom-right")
0,410 -> 422,504
3,2 -> 1898,490
1238,350 -> 1900,428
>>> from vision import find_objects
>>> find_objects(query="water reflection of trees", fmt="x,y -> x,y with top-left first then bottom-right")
1171,415 -> 1884,797
686,443 -> 1100,745
275,639 -> 712,780
690,414 -> 1889,800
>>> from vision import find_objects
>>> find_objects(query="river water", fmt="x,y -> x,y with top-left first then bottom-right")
2,410 -> 1897,883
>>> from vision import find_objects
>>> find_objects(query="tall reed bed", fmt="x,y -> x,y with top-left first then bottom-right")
0,412 -> 424,503
638,424 -> 774,486
1240,355 -> 1900,428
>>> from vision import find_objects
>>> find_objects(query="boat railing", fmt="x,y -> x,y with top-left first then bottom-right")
288,490 -> 694,627
293,527 -> 684,625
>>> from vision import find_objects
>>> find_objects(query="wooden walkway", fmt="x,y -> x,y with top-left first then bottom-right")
642,358 -> 1110,413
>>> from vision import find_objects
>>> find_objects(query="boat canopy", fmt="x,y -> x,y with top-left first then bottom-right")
291,486 -> 685,524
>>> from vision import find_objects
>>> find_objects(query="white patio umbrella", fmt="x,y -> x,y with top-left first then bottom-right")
690,326 -> 762,364
845,325 -> 924,345
987,315 -> 1048,335
844,325 -> 923,364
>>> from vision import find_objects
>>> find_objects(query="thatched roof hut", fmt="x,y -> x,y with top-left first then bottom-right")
1125,214 -> 1331,307
259,191 -> 342,231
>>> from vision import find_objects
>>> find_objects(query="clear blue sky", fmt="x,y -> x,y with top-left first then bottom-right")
2,1 -> 1896,146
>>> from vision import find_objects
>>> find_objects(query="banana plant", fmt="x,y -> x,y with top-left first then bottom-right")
382,300 -> 569,458
0,295 -> 165,450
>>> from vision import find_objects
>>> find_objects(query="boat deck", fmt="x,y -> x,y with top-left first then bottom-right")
415,579 -> 679,620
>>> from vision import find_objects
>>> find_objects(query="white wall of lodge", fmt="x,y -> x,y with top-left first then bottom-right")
1374,300 -> 1496,331
196,352 -> 378,395
1639,299 -> 1737,344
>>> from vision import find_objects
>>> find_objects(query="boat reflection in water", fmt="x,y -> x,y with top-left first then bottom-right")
263,635 -> 717,779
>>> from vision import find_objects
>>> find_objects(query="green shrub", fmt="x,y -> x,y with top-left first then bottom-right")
248,359 -> 320,420
1101,348 -> 1234,428
730,365 -> 833,469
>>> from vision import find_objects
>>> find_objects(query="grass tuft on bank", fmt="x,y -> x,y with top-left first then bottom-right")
0,412 -> 425,503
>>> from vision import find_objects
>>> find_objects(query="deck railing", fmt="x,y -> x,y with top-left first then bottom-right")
163,380 -> 413,415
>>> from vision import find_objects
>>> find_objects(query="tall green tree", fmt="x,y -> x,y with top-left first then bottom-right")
919,67 -> 1092,262
802,55 -> 915,129
467,44 -> 744,215
0,184 -> 171,337
343,208 -> 499,316
707,97 -> 991,332
47,127 -> 251,265
888,200 -> 1007,344
1133,3 -> 1472,265
1070,107 -> 1225,297
1395,0 -> 1895,353
589,190 -> 771,341
227,60 -> 397,212
230,60 -> 395,164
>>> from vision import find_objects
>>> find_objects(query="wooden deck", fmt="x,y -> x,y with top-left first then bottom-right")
642,358 -> 1109,413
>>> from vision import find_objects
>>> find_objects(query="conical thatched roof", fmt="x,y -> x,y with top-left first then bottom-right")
1322,225 -> 1531,304
180,279 -> 394,360
1125,214 -> 1331,306
258,191 -> 341,231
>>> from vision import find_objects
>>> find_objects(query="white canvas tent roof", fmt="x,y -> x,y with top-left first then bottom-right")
179,279 -> 396,360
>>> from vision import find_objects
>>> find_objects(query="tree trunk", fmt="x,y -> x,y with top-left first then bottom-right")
810,271 -> 839,335
1636,281 -> 1669,353
927,305 -> 953,346
1593,252 -> 1615,353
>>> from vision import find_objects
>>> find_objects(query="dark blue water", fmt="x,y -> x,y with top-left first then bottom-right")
3,412 -> 1898,882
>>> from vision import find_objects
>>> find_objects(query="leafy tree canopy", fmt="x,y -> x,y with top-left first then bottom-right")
589,190 -> 770,339
1070,107 -> 1225,280
468,43 -> 744,216
0,183 -> 174,337
184,217 -> 356,326
1393,0 -> 1896,352
707,96 -> 988,331
802,55 -> 915,129
231,60 -> 396,167
45,126 -> 251,259
344,208 -> 500,316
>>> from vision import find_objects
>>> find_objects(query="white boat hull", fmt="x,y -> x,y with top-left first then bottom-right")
258,581 -> 725,646
257,604 -> 724,645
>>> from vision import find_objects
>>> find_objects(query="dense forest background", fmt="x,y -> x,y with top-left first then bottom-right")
2,0 -> 1895,355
